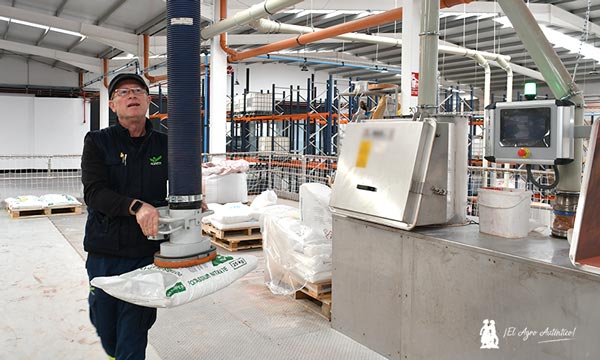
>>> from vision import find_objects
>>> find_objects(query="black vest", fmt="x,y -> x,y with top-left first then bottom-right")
84,122 -> 168,258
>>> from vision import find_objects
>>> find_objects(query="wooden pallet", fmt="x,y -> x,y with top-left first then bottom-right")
203,223 -> 262,251
297,279 -> 332,299
8,205 -> 82,219
294,285 -> 332,320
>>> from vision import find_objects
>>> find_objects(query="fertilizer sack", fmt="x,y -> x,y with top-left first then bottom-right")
91,255 -> 257,308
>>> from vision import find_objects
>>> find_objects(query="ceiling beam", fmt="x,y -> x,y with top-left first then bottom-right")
96,0 -> 128,26
55,0 -> 69,17
0,4 -> 138,54
0,38 -> 101,72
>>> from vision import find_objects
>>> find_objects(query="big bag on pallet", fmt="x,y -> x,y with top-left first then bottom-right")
203,172 -> 248,204
91,254 -> 257,308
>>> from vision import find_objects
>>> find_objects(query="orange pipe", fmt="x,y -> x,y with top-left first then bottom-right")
219,0 -> 238,57
144,33 -> 207,84
229,8 -> 403,62
226,0 -> 473,63
103,58 -> 108,88
144,34 -> 168,83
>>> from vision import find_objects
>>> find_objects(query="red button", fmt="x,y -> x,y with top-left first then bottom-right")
517,148 -> 530,158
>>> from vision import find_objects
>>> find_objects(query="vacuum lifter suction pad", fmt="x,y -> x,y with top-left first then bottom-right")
150,207 -> 217,268
154,245 -> 217,268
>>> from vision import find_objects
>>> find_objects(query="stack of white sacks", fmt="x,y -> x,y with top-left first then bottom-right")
261,183 -> 332,296
202,189 -> 278,230
4,194 -> 81,210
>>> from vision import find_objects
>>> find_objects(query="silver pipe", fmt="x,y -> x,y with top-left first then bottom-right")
417,0 -> 439,112
200,0 -> 303,40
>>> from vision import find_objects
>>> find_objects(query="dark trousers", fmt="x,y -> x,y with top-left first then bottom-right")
86,253 -> 157,360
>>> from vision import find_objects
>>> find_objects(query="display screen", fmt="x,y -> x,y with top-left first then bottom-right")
499,107 -> 551,147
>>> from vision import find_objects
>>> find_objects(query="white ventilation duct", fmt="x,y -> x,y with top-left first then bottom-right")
200,0 -> 303,40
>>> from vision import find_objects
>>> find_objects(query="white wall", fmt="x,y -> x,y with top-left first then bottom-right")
0,94 -> 35,154
0,54 -> 80,88
1,94 -> 90,168
234,63 -> 333,98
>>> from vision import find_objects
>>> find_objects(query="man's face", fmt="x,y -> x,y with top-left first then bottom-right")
108,80 -> 151,121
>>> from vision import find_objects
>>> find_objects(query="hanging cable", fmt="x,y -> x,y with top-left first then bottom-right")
526,164 -> 560,190
572,0 -> 592,79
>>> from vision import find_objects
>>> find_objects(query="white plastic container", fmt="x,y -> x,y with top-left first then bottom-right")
478,187 -> 532,238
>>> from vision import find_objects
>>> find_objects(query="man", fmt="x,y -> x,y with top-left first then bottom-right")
81,73 -> 167,359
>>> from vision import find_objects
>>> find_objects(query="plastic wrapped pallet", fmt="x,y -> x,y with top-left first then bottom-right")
249,190 -> 278,220
299,183 -> 333,241
261,205 -> 332,295
203,172 -> 248,204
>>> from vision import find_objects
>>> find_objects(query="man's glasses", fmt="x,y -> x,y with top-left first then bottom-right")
113,87 -> 146,97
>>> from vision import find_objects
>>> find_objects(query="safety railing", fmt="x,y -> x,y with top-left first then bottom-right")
0,152 -> 556,228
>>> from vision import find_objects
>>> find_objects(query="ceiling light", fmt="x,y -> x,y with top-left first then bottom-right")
494,17 -> 600,64
300,63 -> 309,72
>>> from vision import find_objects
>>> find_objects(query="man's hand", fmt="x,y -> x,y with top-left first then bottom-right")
134,202 -> 160,236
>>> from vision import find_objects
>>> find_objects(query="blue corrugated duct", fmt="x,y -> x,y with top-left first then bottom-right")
167,0 -> 202,209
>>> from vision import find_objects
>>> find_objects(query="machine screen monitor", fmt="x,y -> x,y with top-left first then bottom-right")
499,107 -> 551,148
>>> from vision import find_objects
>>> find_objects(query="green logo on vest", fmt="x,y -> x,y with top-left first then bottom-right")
166,282 -> 186,297
212,254 -> 234,266
149,155 -> 163,166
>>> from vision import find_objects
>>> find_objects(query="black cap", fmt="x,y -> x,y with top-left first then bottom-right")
108,73 -> 149,97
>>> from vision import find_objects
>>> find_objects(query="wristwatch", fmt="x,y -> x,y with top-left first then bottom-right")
131,200 -> 144,214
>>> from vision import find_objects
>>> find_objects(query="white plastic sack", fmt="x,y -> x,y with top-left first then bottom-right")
202,203 -> 224,224
91,254 -> 257,308
210,202 -> 252,224
39,194 -> 81,207
299,183 -> 332,241
249,190 -> 278,220
4,195 -> 47,210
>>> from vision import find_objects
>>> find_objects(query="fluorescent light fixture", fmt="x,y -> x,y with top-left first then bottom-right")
494,16 -> 600,64
440,11 -> 499,20
113,53 -> 136,60
50,27 -> 85,38
295,9 -> 332,18
1,17 -> 86,39
11,19 -> 49,30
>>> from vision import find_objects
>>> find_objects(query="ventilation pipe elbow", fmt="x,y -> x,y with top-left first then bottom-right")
201,0 -> 304,40
144,34 -> 167,83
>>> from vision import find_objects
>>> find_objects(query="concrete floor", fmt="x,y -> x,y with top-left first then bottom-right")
0,203 -> 386,360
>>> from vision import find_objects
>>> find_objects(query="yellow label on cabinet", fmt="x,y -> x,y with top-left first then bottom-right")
355,140 -> 372,168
